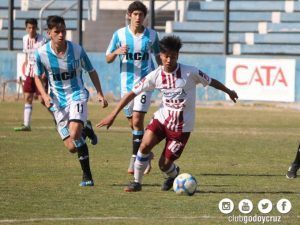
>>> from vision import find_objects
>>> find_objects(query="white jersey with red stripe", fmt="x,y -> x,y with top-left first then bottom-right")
23,33 -> 47,77
132,63 -> 212,132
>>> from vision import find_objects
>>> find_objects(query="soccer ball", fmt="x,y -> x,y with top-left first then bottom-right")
173,173 -> 197,196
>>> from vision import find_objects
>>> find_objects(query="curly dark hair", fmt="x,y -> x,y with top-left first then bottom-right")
159,35 -> 182,53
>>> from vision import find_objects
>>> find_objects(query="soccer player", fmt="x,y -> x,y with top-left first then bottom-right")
286,145 -> 300,178
14,18 -> 49,131
34,15 -> 108,186
106,1 -> 161,175
97,35 -> 238,192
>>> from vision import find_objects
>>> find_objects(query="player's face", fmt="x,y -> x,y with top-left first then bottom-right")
48,24 -> 66,45
26,23 -> 37,38
160,50 -> 179,73
128,10 -> 145,27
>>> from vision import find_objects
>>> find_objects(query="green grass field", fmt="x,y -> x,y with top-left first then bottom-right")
0,101 -> 299,225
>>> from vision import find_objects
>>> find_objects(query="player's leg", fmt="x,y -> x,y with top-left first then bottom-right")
123,100 -> 136,174
130,112 -> 145,173
70,101 -> 94,186
14,92 -> 33,131
160,131 -> 190,191
286,144 -> 300,179
14,76 -> 34,131
131,91 -> 153,175
24,92 -> 33,128
68,120 -> 93,186
124,128 -> 160,192
81,120 -> 98,145
124,118 -> 164,192
57,101 -> 94,186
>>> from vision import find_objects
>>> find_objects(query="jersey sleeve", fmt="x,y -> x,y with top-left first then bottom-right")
34,50 -> 44,76
151,32 -> 160,56
80,47 -> 94,72
106,31 -> 119,55
132,71 -> 156,95
192,68 -> 212,87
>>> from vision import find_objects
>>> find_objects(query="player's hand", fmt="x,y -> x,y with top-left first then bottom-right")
96,114 -> 115,129
42,94 -> 53,108
229,90 -> 238,103
98,95 -> 108,108
115,45 -> 128,55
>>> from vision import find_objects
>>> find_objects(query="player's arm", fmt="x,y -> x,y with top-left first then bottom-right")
106,45 -> 128,63
97,91 -> 136,129
88,70 -> 108,108
34,75 -> 52,108
97,71 -> 156,129
209,78 -> 238,103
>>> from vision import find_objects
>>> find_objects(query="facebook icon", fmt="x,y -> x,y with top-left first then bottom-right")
277,199 -> 292,213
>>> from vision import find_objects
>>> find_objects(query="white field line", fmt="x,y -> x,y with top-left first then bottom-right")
0,216 -> 223,223
1,215 -> 299,223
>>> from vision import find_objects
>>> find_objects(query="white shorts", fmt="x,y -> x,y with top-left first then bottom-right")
53,100 -> 88,140
122,91 -> 152,118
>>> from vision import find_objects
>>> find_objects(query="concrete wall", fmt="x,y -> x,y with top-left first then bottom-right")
1,51 -> 300,102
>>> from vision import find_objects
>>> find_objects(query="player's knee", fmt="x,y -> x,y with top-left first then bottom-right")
66,143 -> 76,153
132,120 -> 142,129
132,115 -> 144,129
68,147 -> 77,153
25,96 -> 33,103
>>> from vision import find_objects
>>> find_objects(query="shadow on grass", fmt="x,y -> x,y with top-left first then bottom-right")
112,183 -> 161,187
196,190 -> 299,194
199,173 -> 283,177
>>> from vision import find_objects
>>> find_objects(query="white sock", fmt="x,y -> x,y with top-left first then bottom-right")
164,163 -> 178,178
134,151 -> 151,184
24,104 -> 32,127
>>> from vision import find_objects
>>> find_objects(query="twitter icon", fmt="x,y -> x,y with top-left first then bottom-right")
258,199 -> 273,214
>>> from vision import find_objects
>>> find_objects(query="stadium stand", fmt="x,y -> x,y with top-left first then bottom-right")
83,1 -> 174,52
0,0 -> 90,50
0,0 -> 174,52
165,0 -> 300,55
2,0 -> 299,55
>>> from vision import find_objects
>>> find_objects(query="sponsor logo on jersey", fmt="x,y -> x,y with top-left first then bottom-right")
53,71 -> 76,81
126,52 -> 149,60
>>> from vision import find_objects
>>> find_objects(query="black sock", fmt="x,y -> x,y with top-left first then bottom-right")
81,129 -> 87,140
82,123 -> 94,139
132,134 -> 143,156
77,143 -> 93,181
293,144 -> 300,165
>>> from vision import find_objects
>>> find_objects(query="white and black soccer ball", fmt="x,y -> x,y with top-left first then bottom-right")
173,173 -> 197,196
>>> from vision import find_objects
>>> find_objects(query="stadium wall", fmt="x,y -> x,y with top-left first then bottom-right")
0,51 -> 300,102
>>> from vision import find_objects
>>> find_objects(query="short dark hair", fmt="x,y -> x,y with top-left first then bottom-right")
25,18 -> 38,27
159,35 -> 182,53
46,15 -> 65,29
127,1 -> 147,16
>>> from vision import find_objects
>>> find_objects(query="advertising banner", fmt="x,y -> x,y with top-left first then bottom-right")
226,58 -> 295,102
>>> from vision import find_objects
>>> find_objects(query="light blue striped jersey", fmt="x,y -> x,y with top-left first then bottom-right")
106,26 -> 160,93
34,41 -> 94,109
